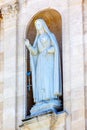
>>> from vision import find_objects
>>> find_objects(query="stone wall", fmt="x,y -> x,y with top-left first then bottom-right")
0,1 -> 19,130
0,0 -> 87,130
0,18 -> 4,130
68,1 -> 85,130
83,0 -> 87,129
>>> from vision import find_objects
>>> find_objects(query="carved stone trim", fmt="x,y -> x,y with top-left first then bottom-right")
1,2 -> 19,20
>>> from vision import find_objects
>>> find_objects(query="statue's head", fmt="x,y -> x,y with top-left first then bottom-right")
35,19 -> 43,31
34,19 -> 51,34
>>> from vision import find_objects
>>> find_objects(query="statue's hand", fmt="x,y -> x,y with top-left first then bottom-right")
24,39 -> 31,48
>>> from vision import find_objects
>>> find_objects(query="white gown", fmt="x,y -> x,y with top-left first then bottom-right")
29,32 -> 62,103
36,33 -> 56,102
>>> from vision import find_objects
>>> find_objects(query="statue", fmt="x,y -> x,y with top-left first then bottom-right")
24,19 -> 62,117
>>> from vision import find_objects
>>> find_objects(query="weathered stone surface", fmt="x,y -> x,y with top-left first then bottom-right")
20,112 -> 66,130
0,0 -> 87,130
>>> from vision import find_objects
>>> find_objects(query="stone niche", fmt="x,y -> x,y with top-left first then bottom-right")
22,8 -> 66,130
26,8 -> 63,116
20,112 -> 66,130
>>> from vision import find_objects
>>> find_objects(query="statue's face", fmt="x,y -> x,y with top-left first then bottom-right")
35,20 -> 43,31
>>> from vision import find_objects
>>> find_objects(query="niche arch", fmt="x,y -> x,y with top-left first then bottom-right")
26,8 -> 63,116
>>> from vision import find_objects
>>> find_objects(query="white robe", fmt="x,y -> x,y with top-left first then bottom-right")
30,33 -> 62,103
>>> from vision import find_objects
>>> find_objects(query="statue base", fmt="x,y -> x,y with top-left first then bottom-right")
20,112 -> 67,130
30,99 -> 62,117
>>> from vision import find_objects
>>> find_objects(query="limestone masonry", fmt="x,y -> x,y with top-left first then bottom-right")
0,0 -> 87,130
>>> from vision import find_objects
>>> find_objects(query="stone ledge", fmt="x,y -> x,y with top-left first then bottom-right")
20,111 -> 67,130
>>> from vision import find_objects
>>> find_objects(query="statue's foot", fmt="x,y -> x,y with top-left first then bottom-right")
30,99 -> 62,117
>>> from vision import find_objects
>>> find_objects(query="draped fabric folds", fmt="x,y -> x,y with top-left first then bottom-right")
30,32 -> 62,103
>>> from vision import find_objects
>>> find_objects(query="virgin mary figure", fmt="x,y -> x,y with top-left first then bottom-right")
25,19 -> 62,116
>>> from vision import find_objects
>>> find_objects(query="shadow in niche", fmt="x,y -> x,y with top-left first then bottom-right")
25,9 -> 63,117
26,50 -> 35,116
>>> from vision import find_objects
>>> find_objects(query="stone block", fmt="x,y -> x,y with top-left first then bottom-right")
20,112 -> 66,130
71,119 -> 85,130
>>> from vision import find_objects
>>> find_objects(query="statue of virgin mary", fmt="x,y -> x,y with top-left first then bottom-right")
25,19 -> 62,116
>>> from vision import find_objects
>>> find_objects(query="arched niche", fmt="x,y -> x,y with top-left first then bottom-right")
26,9 -> 63,116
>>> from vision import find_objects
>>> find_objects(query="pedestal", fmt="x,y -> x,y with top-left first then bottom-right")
30,99 -> 62,117
20,111 -> 66,130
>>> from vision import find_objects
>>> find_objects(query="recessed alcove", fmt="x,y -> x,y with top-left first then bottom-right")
26,9 -> 63,116
0,10 -> 3,20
